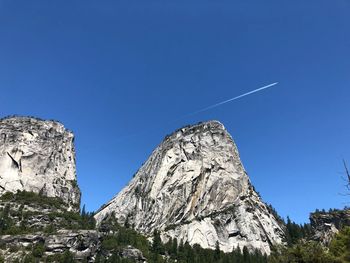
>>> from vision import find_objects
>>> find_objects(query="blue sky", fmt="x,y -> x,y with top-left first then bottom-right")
0,0 -> 349,223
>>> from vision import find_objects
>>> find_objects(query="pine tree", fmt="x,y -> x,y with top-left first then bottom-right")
170,238 -> 178,258
178,240 -> 185,261
184,242 -> 194,263
243,246 -> 250,263
124,215 -> 130,229
151,229 -> 164,255
81,204 -> 86,217
215,240 -> 221,260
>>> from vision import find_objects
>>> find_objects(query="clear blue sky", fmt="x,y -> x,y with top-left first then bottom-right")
0,1 -> 349,223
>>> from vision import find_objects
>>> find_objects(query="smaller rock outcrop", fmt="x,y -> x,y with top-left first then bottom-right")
45,230 -> 101,260
119,246 -> 147,262
310,208 -> 350,245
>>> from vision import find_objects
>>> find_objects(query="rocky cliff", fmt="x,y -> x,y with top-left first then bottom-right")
0,116 -> 80,211
310,208 -> 350,245
95,121 -> 285,254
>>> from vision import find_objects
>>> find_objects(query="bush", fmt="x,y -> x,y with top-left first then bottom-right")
269,241 -> 338,263
0,190 -> 65,209
46,251 -> 75,263
329,226 -> 350,262
32,243 -> 45,258
23,254 -> 36,263
0,191 -> 96,234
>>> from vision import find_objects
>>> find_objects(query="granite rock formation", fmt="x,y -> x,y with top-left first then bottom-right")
0,116 -> 80,211
0,230 -> 100,261
95,121 -> 285,254
310,208 -> 350,245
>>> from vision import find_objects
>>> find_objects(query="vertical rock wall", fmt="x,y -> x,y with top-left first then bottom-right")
0,116 -> 80,211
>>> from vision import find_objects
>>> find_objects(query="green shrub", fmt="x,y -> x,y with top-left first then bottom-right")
329,226 -> 350,262
101,236 -> 120,251
8,245 -> 19,253
23,254 -> 36,263
0,190 -> 65,209
0,190 -> 95,234
61,251 -> 76,263
32,243 -> 45,258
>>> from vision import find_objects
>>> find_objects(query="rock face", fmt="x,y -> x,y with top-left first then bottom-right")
0,189 -> 147,262
119,246 -> 147,263
95,121 -> 285,254
0,116 -> 80,211
310,208 -> 350,245
0,231 -> 147,262
0,230 -> 101,261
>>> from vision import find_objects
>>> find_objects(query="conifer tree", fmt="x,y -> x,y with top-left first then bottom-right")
170,238 -> 178,258
243,246 -> 251,263
215,240 -> 221,260
81,204 -> 86,217
151,229 -> 164,255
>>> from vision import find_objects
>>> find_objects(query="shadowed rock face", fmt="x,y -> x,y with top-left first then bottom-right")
95,120 -> 285,254
0,116 -> 80,211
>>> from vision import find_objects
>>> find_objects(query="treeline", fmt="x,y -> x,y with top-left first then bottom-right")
1,191 -> 349,262
114,215 -> 350,263
98,216 -> 350,263
0,191 -> 96,235
154,231 -> 268,263
269,226 -> 350,263
284,216 -> 313,245
96,215 -> 268,263
269,212 -> 350,262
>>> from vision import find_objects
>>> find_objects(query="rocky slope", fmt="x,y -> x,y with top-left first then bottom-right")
0,229 -> 101,261
0,231 -> 146,262
95,121 -> 285,254
0,188 -> 96,261
0,116 -> 80,211
0,191 -> 146,262
310,208 -> 350,245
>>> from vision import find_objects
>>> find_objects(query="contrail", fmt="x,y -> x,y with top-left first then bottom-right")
115,82 -> 279,141
186,82 -> 278,117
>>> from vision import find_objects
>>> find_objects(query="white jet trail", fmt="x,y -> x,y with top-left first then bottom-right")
186,82 -> 278,117
116,82 -> 279,141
